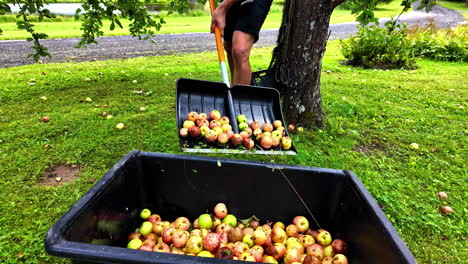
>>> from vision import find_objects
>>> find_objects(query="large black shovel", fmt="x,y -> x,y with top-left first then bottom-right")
175,0 -> 296,155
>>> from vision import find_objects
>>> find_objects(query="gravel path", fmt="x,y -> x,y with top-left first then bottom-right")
0,4 -> 464,68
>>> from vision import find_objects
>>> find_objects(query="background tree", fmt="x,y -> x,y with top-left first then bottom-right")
0,0 -> 435,127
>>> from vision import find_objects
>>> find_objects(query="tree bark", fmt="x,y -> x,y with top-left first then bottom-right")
271,0 -> 343,128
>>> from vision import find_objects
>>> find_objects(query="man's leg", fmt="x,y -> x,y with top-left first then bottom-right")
230,30 -> 255,85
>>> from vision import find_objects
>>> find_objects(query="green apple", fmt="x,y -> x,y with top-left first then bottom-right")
85,97 -> 92,102
242,234 -> 254,247
116,123 -> 125,129
198,214 -> 213,229
222,214 -> 237,227
238,122 -> 248,130
139,221 -> 153,236
127,238 -> 142,249
140,209 -> 151,219
237,114 -> 247,124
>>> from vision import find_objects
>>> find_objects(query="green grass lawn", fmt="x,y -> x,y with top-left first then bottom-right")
0,0 -> 406,40
0,41 -> 466,263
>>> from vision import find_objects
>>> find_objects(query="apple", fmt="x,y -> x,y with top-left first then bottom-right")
237,114 -> 247,124
307,244 -> 324,259
271,227 -> 287,243
226,130 -> 234,139
262,255 -> 279,263
171,248 -> 185,254
179,128 -> 189,137
197,119 -> 210,127
333,254 -> 348,264
228,226 -> 243,242
138,244 -> 153,251
127,238 -> 142,249
293,216 -> 309,233
198,250 -> 214,257
441,205 -> 454,214
271,130 -> 283,140
322,256 -> 334,264
299,235 -> 315,248
249,246 -> 264,262
232,241 -> 249,257
281,137 -> 292,149
142,238 -> 156,248
266,243 -> 286,260
139,221 -> 153,236
220,116 -> 230,125
205,130 -> 218,143
253,128 -> 262,137
239,252 -> 256,262
191,228 -> 202,237
221,124 -> 232,132
243,127 -> 253,137
297,127 -> 304,132
250,121 -> 261,130
198,214 -> 213,229
263,123 -> 273,132
174,217 -> 190,231
204,232 -> 221,252
152,221 -> 165,236
116,123 -> 125,130
144,233 -> 157,241
271,137 -> 280,147
286,237 -> 299,248
317,230 -> 332,246
273,120 -> 282,129
303,255 -> 322,264
242,227 -> 254,236
239,131 -> 250,140
260,136 -> 273,149
147,214 -> 161,225
161,226 -> 175,244
209,110 -> 221,120
238,122 -> 248,130
217,132 -> 229,144
214,203 -> 228,219
215,246 -> 233,259
210,120 -> 221,129
231,134 -> 243,146
213,217 -> 222,229
185,236 -> 204,254
287,241 -> 305,254
288,124 -> 296,132
183,120 -> 195,129
253,229 -> 267,245
273,222 -> 285,230
153,242 -> 170,253
106,115 -> 113,119
128,232 -> 141,241
200,125 -> 210,136
186,111 -> 199,121
213,126 -> 224,135
223,214 -> 237,227
85,97 -> 92,102
189,126 -> 201,137
437,191 -> 448,201
324,245 -> 335,257
139,107 -> 146,112
242,234 -> 254,247
284,248 -> 302,264
140,209 -> 151,219
41,116 -> 50,123
242,138 -> 255,149
249,220 -> 260,230
219,231 -> 229,245
331,239 -> 348,254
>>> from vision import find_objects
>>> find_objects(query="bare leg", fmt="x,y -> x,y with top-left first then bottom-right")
231,30 -> 255,85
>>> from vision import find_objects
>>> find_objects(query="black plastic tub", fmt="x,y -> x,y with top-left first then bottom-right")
45,150 -> 416,264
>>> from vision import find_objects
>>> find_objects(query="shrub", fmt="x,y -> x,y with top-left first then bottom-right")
407,21 -> 467,62
339,22 -> 418,69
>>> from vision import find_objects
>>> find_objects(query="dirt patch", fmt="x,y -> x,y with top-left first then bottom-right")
353,143 -> 385,155
39,165 -> 80,186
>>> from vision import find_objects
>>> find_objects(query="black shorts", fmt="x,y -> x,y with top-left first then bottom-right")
223,0 -> 273,43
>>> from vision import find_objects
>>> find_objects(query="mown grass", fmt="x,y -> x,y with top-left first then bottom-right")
0,0 -> 407,40
0,41 -> 466,263
438,0 -> 468,20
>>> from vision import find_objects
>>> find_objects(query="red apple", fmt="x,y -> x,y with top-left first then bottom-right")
263,123 -> 273,132
243,127 -> 253,137
189,126 -> 201,138
179,128 -> 189,137
147,214 -> 161,224
215,246 -> 233,259
143,233 -> 157,241
231,241 -> 249,257
214,203 -> 228,219
210,120 -> 221,129
250,121 -> 261,130
271,136 -> 280,147
186,111 -> 199,122
209,110 -> 221,120
153,243 -> 170,253
262,255 -> 279,263
142,238 -> 156,247
41,116 -> 50,123
228,226 -> 243,242
161,226 -> 175,244
253,229 -> 267,246
242,138 -> 255,149
220,116 -> 230,125
139,244 -> 153,251
331,239 -> 348,254
286,224 -> 299,237
239,131 -> 250,140
231,134 -> 243,145
293,216 -> 309,233
152,221 -> 165,236
249,245 -> 264,262
266,243 -> 286,260
197,119 -> 210,127
203,232 -> 221,252
271,227 -> 287,243
128,232 -> 141,241
307,244 -> 324,259
217,132 -> 229,144
288,124 -> 296,132
205,130 -> 218,143
174,217 -> 190,231
226,130 -> 234,139
284,248 -> 302,264
260,136 -> 273,149
273,120 -> 283,129
304,255 -> 322,264
198,113 -> 208,120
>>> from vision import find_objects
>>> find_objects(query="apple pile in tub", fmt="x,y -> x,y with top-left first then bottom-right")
179,110 -> 293,150
128,203 -> 349,263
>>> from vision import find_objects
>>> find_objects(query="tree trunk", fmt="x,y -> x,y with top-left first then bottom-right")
271,0 -> 343,128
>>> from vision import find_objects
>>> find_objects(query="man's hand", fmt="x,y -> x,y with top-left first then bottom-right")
211,6 -> 227,36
